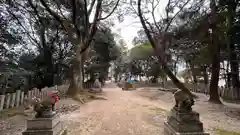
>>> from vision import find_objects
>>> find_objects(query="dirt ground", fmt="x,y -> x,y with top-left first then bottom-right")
1,83 -> 240,135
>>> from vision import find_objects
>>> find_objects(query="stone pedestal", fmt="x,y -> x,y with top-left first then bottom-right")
22,116 -> 67,135
164,109 -> 209,135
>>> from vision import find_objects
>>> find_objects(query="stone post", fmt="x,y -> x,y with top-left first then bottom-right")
0,94 -> 5,111
39,92 -> 42,100
22,115 -> 67,135
10,93 -> 16,108
36,89 -> 40,97
15,90 -> 21,107
4,93 -> 11,109
35,89 -> 38,96
32,89 -> 36,97
41,91 -> 45,100
20,91 -> 24,105
27,91 -> 31,100
31,90 -> 35,98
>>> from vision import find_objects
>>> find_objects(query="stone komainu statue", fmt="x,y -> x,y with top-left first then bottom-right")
32,96 -> 56,118
173,89 -> 194,112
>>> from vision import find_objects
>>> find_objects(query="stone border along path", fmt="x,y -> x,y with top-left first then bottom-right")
1,83 -> 240,135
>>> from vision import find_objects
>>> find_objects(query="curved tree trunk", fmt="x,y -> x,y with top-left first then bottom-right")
66,46 -> 84,96
137,0 -> 197,98
208,0 -> 221,104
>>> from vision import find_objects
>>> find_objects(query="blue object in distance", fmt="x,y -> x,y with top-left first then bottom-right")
129,80 -> 135,83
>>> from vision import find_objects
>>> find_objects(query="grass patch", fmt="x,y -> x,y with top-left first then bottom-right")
216,129 -> 240,135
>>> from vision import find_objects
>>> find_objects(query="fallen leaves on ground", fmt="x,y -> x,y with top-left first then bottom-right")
56,104 -> 80,115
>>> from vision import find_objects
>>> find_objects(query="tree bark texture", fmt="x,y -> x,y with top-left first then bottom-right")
208,0 -> 221,104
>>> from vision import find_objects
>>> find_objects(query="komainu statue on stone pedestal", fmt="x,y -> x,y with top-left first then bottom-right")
173,89 -> 194,112
32,96 -> 56,118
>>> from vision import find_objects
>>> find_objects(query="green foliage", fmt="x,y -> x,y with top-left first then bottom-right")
92,26 -> 119,62
129,43 -> 154,60
116,43 -> 165,79
85,24 -> 120,82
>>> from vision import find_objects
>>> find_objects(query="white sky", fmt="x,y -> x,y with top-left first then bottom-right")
111,0 -> 168,49
112,16 -> 142,49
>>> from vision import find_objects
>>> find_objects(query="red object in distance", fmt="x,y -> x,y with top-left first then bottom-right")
47,90 -> 59,104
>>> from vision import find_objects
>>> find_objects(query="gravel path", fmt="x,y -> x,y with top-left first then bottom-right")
1,83 -> 240,135
60,83 -> 165,135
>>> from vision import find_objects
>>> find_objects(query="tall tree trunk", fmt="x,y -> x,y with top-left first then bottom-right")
208,0 -> 221,104
81,58 -> 85,88
79,58 -> 84,90
226,0 -> 239,99
40,24 -> 54,87
203,65 -> 209,85
66,47 -> 83,95
67,64 -> 80,95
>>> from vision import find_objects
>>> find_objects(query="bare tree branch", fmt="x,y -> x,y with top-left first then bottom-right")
39,25 -> 46,49
137,0 -> 197,98
84,0 -> 89,35
7,9 -> 39,46
150,0 -> 161,32
39,0 -> 65,29
54,0 -> 68,20
98,0 -> 120,20
80,0 -> 102,53
27,0 -> 44,25
71,0 -> 81,37
49,27 -> 59,45
39,0 -> 80,44
164,0 -> 191,32
165,0 -> 171,20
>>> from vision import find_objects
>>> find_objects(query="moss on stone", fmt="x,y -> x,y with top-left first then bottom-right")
216,129 -> 240,135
